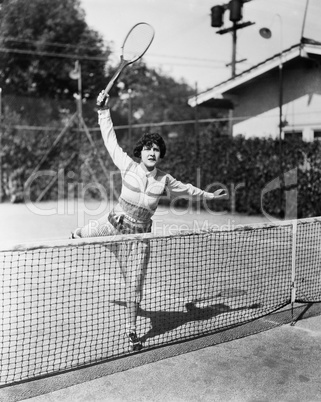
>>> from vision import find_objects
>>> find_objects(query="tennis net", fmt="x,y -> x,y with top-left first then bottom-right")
1,216 -> 321,386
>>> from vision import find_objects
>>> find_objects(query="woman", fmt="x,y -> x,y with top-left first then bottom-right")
72,91 -> 226,351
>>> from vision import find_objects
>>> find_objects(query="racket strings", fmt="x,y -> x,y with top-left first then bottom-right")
122,23 -> 154,62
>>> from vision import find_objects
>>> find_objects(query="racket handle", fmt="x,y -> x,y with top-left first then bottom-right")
96,90 -> 109,108
97,82 -> 117,106
96,84 -> 112,107
96,79 -> 117,107
97,60 -> 126,107
104,79 -> 115,95
96,94 -> 108,108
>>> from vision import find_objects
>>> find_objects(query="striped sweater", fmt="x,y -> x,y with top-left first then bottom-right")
98,109 -> 214,223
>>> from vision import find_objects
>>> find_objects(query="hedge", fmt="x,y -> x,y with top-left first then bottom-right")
2,121 -> 321,219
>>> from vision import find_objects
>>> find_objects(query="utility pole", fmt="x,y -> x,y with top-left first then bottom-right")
70,61 -> 83,182
211,0 -> 254,77
128,89 -> 132,147
0,88 -> 2,202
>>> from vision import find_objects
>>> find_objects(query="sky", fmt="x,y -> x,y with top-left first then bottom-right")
80,0 -> 321,92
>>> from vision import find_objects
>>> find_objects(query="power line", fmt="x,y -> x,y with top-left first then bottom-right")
0,47 -> 229,70
0,36 -> 228,66
146,52 -> 227,65
148,60 -> 228,70
0,36 -> 106,51
0,47 -> 107,61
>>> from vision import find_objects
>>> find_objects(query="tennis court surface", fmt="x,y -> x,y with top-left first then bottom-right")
0,202 -> 321,401
1,303 -> 321,402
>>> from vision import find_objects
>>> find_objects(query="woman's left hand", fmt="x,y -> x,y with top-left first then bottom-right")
213,189 -> 228,199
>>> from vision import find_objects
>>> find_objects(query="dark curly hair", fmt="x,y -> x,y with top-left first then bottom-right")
133,133 -> 166,159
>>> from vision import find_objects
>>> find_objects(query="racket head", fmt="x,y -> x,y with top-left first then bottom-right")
99,22 -> 154,102
121,22 -> 155,64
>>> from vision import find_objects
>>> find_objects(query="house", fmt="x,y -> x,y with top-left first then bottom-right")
188,38 -> 321,141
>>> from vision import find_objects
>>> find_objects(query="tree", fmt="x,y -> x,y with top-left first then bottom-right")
0,0 -> 226,202
0,0 -> 109,100
0,0 -> 113,201
111,61 -> 216,134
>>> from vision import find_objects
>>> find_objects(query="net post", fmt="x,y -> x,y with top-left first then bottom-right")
290,219 -> 298,326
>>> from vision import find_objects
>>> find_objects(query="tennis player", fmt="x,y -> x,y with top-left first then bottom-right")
72,91 -> 227,351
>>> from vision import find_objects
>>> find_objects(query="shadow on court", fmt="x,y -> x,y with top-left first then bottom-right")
112,300 -> 260,342
1,303 -> 321,402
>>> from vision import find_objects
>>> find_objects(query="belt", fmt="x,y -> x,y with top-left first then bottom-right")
108,211 -> 152,234
124,214 -> 140,224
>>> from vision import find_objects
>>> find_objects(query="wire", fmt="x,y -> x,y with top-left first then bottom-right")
0,47 -> 229,70
0,47 -> 107,61
148,60 -> 228,70
146,52 -> 227,65
0,36 -> 105,51
0,36 -> 228,66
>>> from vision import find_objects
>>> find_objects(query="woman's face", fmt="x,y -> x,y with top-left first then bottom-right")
141,143 -> 161,171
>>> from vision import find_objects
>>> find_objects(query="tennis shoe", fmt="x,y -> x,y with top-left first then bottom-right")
127,331 -> 143,351
70,228 -> 82,239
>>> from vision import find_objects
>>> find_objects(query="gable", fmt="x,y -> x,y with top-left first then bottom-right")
189,41 -> 321,108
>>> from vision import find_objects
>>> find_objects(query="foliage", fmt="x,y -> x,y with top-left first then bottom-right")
158,132 -> 321,219
0,0 -> 109,100
110,61 -> 216,143
3,96 -> 321,219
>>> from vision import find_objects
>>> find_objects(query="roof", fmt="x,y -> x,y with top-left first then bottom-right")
188,38 -> 321,107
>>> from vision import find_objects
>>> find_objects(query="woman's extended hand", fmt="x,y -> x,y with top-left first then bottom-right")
97,90 -> 110,109
212,188 -> 228,199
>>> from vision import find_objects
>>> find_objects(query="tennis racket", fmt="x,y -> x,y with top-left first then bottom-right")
97,22 -> 155,107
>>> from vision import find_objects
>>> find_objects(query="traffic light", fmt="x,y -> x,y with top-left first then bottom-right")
211,5 -> 224,28
229,0 -> 242,22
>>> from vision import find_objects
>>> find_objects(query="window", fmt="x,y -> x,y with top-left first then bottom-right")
284,131 -> 302,140
313,130 -> 321,140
